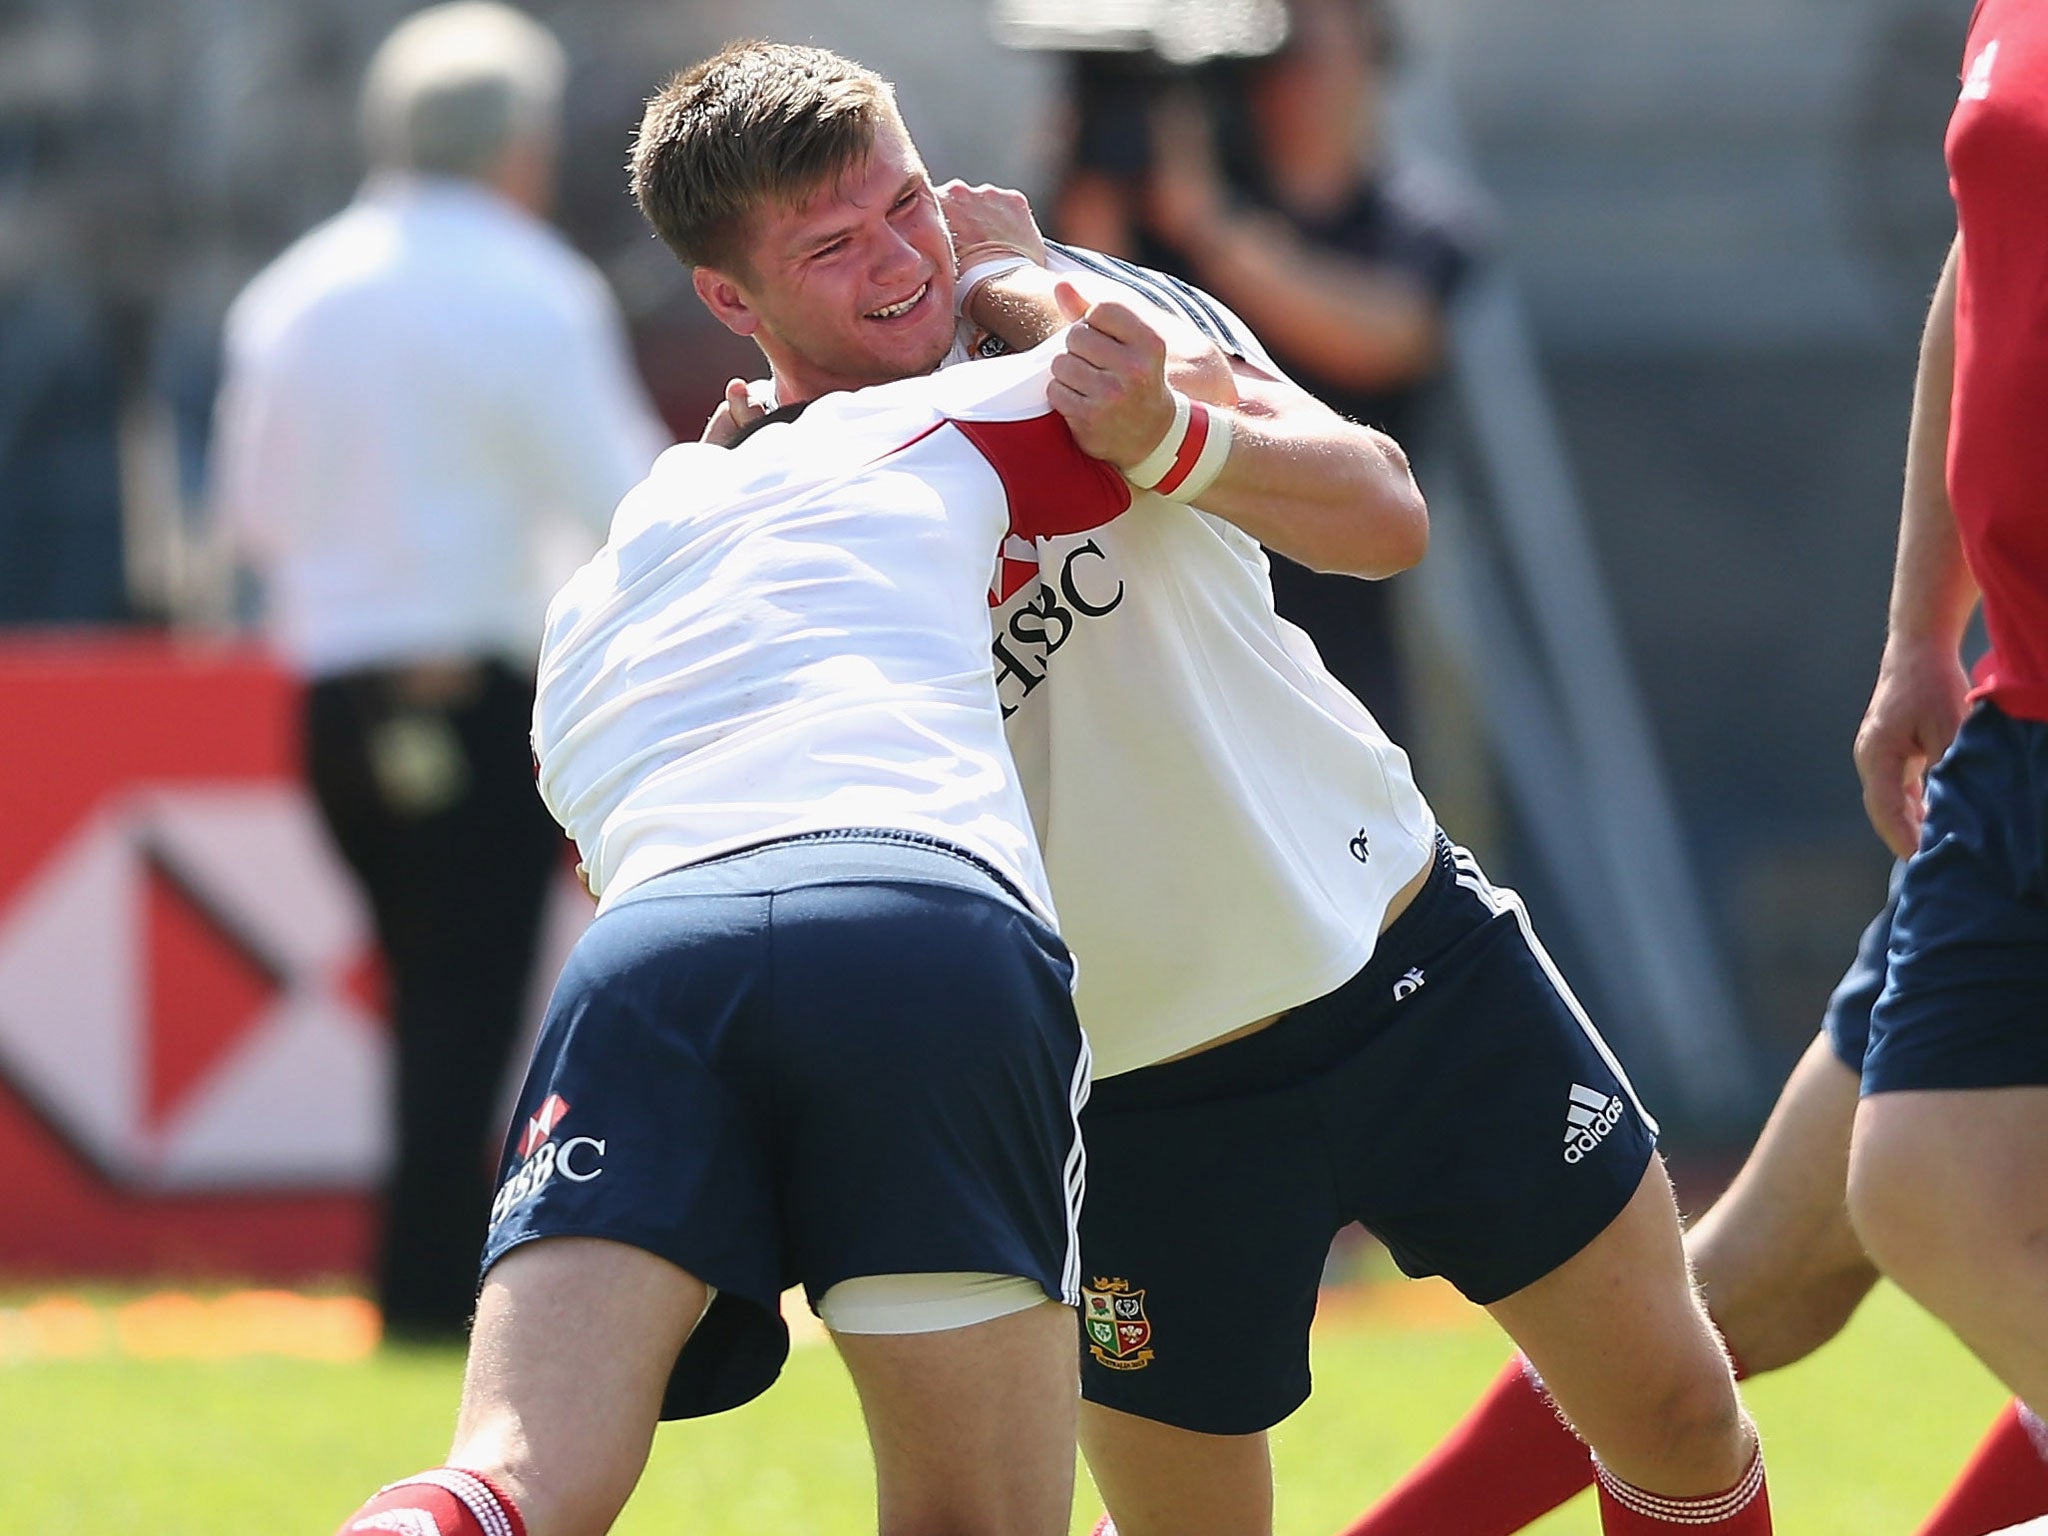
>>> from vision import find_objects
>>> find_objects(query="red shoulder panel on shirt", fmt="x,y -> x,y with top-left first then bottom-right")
951,413 -> 1132,539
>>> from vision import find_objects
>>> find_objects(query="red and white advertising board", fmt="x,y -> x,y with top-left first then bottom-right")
0,635 -> 581,1282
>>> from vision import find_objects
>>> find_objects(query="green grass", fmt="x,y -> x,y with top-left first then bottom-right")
0,1282 -> 2007,1533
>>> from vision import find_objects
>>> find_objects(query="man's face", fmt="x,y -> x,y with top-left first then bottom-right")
699,115 -> 957,403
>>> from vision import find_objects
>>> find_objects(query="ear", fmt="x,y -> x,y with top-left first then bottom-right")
692,266 -> 761,339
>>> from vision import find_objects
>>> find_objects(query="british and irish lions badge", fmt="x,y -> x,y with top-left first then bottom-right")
1082,1277 -> 1153,1369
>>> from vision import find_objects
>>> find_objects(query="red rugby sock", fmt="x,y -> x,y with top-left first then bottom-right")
1594,1447 -> 1770,1535
335,1469 -> 527,1536
1338,1354 -> 1595,1535
1915,1401 -> 2048,1536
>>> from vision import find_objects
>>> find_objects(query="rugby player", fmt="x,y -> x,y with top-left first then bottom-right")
328,137 -> 1189,1536
1847,0 -> 2048,1486
1331,17 -> 2048,1528
679,38 -> 1773,1536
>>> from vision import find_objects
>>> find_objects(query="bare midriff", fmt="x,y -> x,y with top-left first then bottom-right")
1150,852 -> 1434,1065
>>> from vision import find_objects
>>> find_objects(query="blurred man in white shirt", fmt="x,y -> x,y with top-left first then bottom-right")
210,0 -> 669,1343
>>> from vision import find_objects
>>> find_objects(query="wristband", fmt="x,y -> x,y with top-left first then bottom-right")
1123,390 -> 1234,504
955,252 -> 1035,315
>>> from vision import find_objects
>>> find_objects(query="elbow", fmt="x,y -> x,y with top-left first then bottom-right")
1320,494 -> 1427,578
1364,432 -> 1430,576
1375,486 -> 1431,577
1306,439 -> 1429,579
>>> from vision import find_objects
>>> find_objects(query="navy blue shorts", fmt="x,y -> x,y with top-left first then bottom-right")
1866,701 -> 2048,1095
1076,835 -> 1659,1435
1821,864 -> 1903,1073
480,831 -> 1088,1420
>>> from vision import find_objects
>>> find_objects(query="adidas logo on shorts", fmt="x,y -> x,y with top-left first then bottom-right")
1563,1082 -> 1625,1164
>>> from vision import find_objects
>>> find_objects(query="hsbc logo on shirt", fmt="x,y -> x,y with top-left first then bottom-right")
989,538 -> 1126,717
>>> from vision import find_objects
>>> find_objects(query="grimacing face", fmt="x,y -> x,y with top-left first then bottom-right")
695,115 -> 959,403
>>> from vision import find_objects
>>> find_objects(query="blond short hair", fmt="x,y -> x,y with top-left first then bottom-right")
360,2 -> 567,178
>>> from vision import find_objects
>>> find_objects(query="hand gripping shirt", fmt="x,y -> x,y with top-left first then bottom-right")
535,338 -> 1130,921
990,247 -> 1439,1077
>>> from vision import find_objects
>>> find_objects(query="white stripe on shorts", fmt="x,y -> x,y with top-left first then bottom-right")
1060,1028 -> 1093,1304
1448,845 -> 1660,1138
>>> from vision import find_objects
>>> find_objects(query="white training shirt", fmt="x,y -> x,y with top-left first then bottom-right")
989,246 -> 1439,1077
213,173 -> 670,678
535,338 -> 1132,924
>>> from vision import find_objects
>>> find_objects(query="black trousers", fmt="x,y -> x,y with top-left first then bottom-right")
305,659 -> 565,1340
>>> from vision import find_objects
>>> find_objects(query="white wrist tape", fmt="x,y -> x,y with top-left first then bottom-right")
955,253 -> 1034,315
1123,390 -> 1233,504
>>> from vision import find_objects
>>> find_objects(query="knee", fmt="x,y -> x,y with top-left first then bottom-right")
1637,1363 -> 1750,1468
1570,1347 -> 1751,1492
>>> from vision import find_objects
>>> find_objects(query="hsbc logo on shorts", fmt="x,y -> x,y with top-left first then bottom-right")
491,1094 -> 605,1227
1563,1082 -> 1626,1164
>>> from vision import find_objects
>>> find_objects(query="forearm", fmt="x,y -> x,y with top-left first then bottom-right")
985,266 -> 1427,577
1194,376 -> 1427,578
1887,237 -> 1977,658
1174,213 -> 1442,391
968,265 -> 1238,405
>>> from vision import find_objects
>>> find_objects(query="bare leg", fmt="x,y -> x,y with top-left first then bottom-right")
1336,1036 -> 1859,1536
448,1237 -> 708,1536
1489,1159 -> 1753,1496
1851,1086 -> 2048,1410
1078,1402 -> 1273,1536
834,1300 -> 1081,1536
1688,1034 -> 1879,1372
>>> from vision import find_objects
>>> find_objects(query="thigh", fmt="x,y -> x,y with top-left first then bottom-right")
1849,1085 -> 2048,1407
437,664 -> 565,912
302,676 -> 403,920
1487,1158 -> 1747,1491
1075,1079 -> 1337,1436
1852,1085 -> 2048,1236
1079,1402 -> 1273,1536
393,667 -> 562,965
451,1235 -> 710,1536
1328,852 -> 1658,1307
834,1302 -> 1080,1536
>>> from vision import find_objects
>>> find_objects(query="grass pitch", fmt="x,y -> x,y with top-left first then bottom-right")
0,1280 -> 2007,1533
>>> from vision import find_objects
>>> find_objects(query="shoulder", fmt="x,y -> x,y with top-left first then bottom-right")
799,346 -> 1131,540
224,203 -> 385,349
794,339 -> 1071,434
1045,242 -> 1273,367
444,198 -> 621,341
501,213 -> 615,310
587,444 -> 745,575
